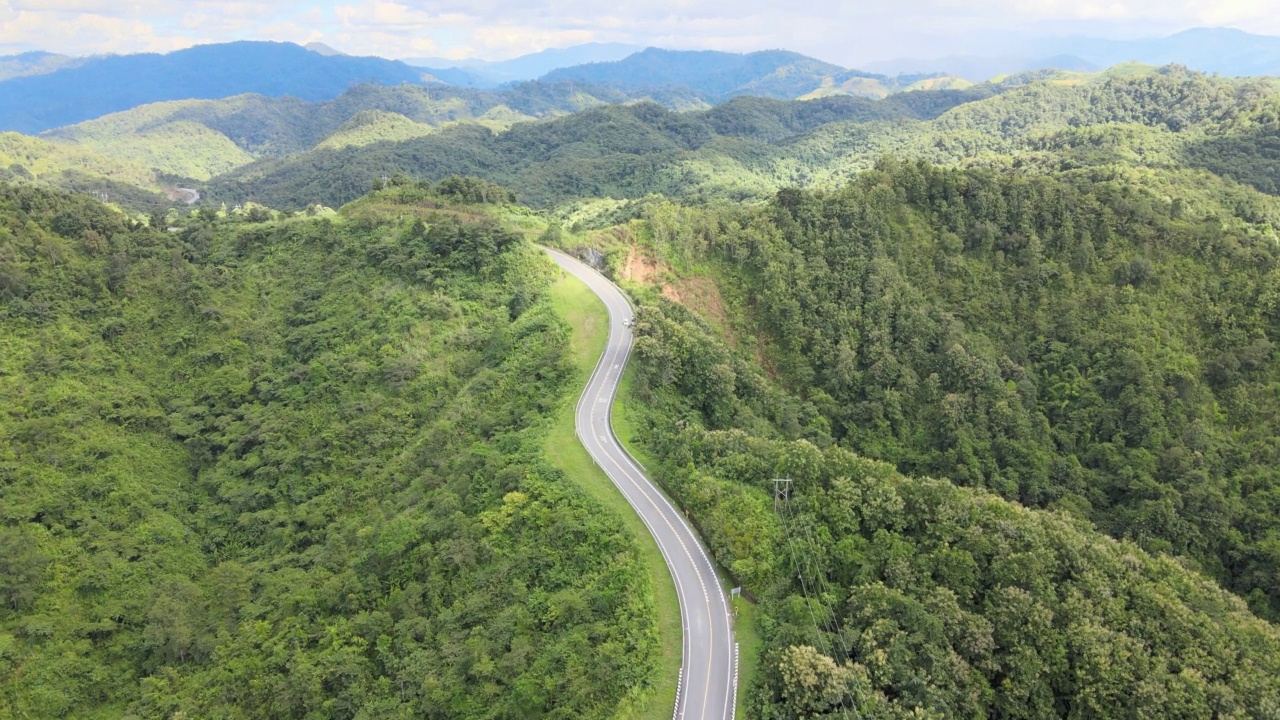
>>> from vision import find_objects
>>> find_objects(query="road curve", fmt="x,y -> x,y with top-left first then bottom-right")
545,247 -> 736,720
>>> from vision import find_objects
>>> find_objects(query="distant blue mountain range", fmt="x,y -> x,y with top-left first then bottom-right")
403,43 -> 642,88
0,42 -> 432,134
6,28 -> 1280,135
539,47 -> 897,103
866,27 -> 1280,80
0,51 -> 85,81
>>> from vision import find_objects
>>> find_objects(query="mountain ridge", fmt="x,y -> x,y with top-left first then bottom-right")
540,47 -> 925,101
0,41 -> 435,134
870,26 -> 1280,80
404,42 -> 643,87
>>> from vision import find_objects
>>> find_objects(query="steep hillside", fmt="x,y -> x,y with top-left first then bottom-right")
631,159 -> 1280,618
0,182 -> 658,718
0,132 -> 175,210
579,160 -> 1280,717
0,132 -> 156,187
59,119 -> 254,181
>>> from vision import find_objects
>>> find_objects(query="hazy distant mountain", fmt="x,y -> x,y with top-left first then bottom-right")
865,27 -> 1280,81
866,54 -> 1099,81
539,47 -> 918,101
411,66 -> 495,88
403,43 -> 642,88
0,41 -> 434,134
304,42 -> 346,57
0,51 -> 84,81
1042,27 -> 1280,76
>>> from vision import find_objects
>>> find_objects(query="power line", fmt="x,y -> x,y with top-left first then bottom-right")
789,495 -> 861,673
775,478 -> 856,720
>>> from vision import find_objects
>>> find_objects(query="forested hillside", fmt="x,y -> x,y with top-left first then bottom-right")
0,132 -> 178,213
587,156 -> 1280,716
193,66 -> 1280,213
30,64 -> 1280,218
9,82 -> 657,199
0,183 -> 657,718
202,89 -> 993,210
635,157 -> 1280,614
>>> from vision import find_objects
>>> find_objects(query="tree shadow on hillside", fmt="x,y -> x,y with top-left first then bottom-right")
1183,125 -> 1280,195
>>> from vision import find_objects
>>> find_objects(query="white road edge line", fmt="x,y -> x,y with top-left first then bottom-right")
547,247 -> 735,720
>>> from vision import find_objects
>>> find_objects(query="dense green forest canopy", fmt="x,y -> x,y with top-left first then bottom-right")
585,155 -> 1280,716
609,168 -> 1280,715
0,182 -> 656,718
634,159 -> 1280,619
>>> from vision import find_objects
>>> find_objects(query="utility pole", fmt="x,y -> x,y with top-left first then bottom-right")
772,478 -> 792,513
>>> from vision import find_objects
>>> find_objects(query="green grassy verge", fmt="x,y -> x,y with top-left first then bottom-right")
731,596 -> 762,718
613,365 -> 763,720
544,272 -> 680,720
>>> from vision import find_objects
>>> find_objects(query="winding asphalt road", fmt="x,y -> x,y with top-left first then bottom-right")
545,247 -> 737,720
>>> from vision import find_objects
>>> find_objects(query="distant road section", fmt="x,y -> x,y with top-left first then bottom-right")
545,247 -> 737,720
175,188 -> 200,205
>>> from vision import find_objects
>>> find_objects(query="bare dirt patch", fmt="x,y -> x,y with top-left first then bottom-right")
668,276 -> 724,325
619,247 -> 663,284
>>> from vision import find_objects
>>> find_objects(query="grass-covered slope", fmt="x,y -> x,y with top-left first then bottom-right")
0,132 -> 176,212
0,182 -> 656,718
542,273 -> 683,720
0,132 -> 158,190
316,110 -> 439,150
60,119 -> 255,181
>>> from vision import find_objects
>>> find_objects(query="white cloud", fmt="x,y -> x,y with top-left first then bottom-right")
0,5 -> 191,54
1,0 -> 1279,62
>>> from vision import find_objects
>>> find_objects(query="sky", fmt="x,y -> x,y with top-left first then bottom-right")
2,0 -> 1280,64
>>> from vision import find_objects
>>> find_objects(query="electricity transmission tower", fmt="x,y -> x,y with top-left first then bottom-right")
772,477 -> 792,512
